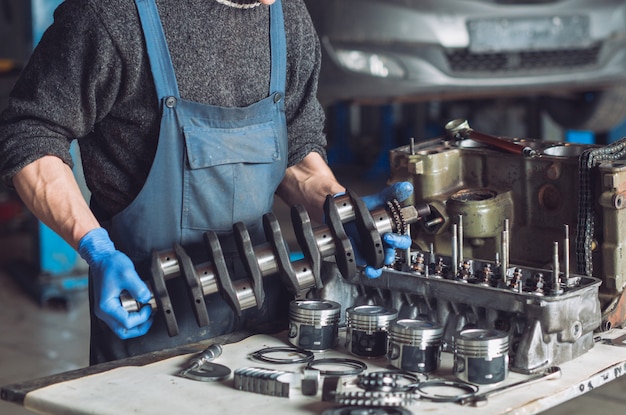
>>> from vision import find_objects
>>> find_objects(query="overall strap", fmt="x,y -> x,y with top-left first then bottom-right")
135,0 -> 181,99
269,0 -> 286,95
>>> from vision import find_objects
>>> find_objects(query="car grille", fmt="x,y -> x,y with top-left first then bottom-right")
445,44 -> 601,74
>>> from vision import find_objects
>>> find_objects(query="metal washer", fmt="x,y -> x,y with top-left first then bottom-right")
181,362 -> 231,382
415,379 -> 479,403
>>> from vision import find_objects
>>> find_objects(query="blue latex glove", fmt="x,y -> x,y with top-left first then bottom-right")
348,181 -> 414,279
78,228 -> 153,339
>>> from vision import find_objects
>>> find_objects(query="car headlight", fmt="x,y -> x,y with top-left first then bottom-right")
335,49 -> 405,79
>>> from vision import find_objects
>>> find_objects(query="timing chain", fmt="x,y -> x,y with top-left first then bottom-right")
577,137 -> 626,276
334,390 -> 416,407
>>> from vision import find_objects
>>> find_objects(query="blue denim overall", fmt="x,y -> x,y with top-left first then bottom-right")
90,0 -> 289,363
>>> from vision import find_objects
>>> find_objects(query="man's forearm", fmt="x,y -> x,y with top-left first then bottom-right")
12,155 -> 101,249
276,152 -> 345,223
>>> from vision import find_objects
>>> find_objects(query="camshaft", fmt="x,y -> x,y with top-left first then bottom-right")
120,190 -> 431,336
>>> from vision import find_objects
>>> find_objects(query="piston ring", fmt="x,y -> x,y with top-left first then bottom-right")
306,358 -> 368,376
415,379 -> 479,403
249,346 -> 315,364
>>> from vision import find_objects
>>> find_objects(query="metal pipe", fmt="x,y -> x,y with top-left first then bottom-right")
564,224 -> 570,281
429,243 -> 435,265
501,219 -> 510,282
405,223 -> 412,269
452,223 -> 458,276
552,241 -> 563,295
458,215 -> 464,267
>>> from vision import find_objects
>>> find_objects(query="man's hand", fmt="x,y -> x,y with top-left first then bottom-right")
78,228 -> 153,339
350,181 -> 414,279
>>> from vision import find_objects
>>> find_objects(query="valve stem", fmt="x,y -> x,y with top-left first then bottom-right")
552,242 -> 563,295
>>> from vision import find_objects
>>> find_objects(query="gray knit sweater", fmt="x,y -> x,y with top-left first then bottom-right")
0,0 -> 327,219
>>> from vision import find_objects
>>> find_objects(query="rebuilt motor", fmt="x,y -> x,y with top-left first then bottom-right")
387,119 -> 626,328
317,120 -> 623,373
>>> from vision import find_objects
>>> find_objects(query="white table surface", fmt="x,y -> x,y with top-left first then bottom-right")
22,330 -> 626,415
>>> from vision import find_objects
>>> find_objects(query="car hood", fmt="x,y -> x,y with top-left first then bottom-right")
305,0 -> 626,48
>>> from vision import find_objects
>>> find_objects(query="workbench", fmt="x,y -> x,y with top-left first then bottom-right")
3,329 -> 626,415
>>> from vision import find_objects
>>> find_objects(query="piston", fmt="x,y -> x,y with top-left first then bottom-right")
288,299 -> 341,351
453,329 -> 509,385
345,305 -> 398,358
387,319 -> 443,373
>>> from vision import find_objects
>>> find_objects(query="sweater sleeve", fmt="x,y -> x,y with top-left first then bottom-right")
0,0 -> 123,187
284,1 -> 328,167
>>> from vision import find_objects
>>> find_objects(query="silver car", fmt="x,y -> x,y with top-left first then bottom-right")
304,0 -> 626,132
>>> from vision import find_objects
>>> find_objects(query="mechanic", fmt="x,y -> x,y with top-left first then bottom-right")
0,0 -> 412,364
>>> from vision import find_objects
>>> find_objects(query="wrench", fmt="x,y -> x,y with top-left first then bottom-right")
602,333 -> 626,347
459,366 -> 562,406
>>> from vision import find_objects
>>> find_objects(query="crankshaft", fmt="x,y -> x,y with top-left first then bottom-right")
120,190 -> 430,336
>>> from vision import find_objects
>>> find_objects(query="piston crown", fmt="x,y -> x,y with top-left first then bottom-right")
390,319 -> 443,345
346,305 -> 398,331
454,328 -> 509,357
289,300 -> 341,325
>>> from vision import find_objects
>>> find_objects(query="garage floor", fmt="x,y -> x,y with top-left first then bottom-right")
1,166 -> 626,414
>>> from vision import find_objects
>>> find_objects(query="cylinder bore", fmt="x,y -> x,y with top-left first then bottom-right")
542,144 -> 585,158
451,189 -> 497,202
447,189 -> 513,239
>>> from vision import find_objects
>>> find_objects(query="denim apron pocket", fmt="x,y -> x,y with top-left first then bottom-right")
182,121 -> 281,232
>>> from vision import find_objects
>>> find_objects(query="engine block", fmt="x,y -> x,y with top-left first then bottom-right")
388,127 -> 626,329
317,123 -> 626,373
